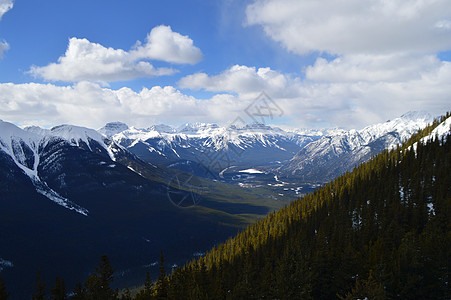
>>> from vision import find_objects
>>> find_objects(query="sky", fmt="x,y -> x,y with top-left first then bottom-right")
0,0 -> 450,130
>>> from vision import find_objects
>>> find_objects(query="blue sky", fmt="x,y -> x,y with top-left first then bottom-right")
0,0 -> 450,129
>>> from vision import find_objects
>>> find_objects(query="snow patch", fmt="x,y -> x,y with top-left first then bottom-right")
239,168 -> 264,174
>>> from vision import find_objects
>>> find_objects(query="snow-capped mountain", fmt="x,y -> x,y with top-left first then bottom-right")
101,122 -> 322,176
278,111 -> 433,181
0,121 -> 126,215
101,112 -> 432,180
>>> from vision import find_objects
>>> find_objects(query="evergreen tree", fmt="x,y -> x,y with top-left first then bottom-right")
31,270 -> 47,300
154,250 -> 167,298
0,276 -> 9,300
84,254 -> 118,300
50,276 -> 66,300
134,272 -> 153,300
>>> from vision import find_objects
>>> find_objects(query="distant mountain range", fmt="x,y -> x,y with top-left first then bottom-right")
278,111 -> 432,181
100,111 -> 432,181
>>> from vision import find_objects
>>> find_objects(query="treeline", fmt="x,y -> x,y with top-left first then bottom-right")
0,253 -> 162,300
1,113 -> 449,299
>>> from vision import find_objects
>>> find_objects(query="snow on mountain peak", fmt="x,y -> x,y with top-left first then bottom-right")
51,124 -> 105,146
98,122 -> 129,138
0,120 -> 41,177
400,111 -> 432,122
176,123 -> 220,134
358,111 -> 433,148
147,124 -> 175,133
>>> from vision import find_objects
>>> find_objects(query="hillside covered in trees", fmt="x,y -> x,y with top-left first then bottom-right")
158,113 -> 450,299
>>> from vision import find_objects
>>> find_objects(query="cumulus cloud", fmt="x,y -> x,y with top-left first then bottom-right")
0,82 -> 245,129
225,0 -> 451,127
131,25 -> 203,64
305,54 -> 443,83
246,0 -> 451,55
179,65 -> 298,99
178,61 -> 451,128
29,38 -> 176,82
2,59 -> 449,130
29,25 -> 202,83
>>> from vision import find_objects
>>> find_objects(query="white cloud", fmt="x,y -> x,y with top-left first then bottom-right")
179,65 -> 298,99
29,38 -> 176,83
178,60 -> 451,128
435,19 -> 451,30
305,54 -> 442,83
131,25 -> 203,64
0,0 -> 13,58
246,0 -> 451,55
230,0 -> 451,127
2,58 -> 449,130
29,25 -> 202,83
0,0 -> 13,20
0,40 -> 9,57
0,82 -> 244,129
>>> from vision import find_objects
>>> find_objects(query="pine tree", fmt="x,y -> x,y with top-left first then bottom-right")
31,270 -> 46,300
0,276 -> 9,300
154,250 -> 167,298
84,254 -> 118,300
50,276 -> 66,300
134,271 -> 153,300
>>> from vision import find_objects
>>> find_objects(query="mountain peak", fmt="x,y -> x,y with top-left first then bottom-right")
99,122 -> 129,138
400,111 -> 432,122
147,124 -> 175,133
50,125 -> 109,149
176,123 -> 220,133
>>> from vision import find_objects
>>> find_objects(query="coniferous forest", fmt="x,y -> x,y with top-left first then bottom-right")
1,114 -> 449,299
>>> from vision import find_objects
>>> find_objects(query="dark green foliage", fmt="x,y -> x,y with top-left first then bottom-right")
70,282 -> 86,300
0,276 -> 9,300
158,115 -> 450,299
154,251 -> 168,299
338,271 -> 385,300
32,271 -> 47,300
70,254 -> 118,300
50,276 -> 66,300
83,255 -> 118,300
134,272 -> 153,300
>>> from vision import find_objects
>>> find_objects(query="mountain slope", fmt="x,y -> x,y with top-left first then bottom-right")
278,111 -> 432,181
160,113 -> 450,299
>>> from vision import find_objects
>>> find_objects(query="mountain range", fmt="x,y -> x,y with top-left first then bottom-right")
100,111 -> 432,182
